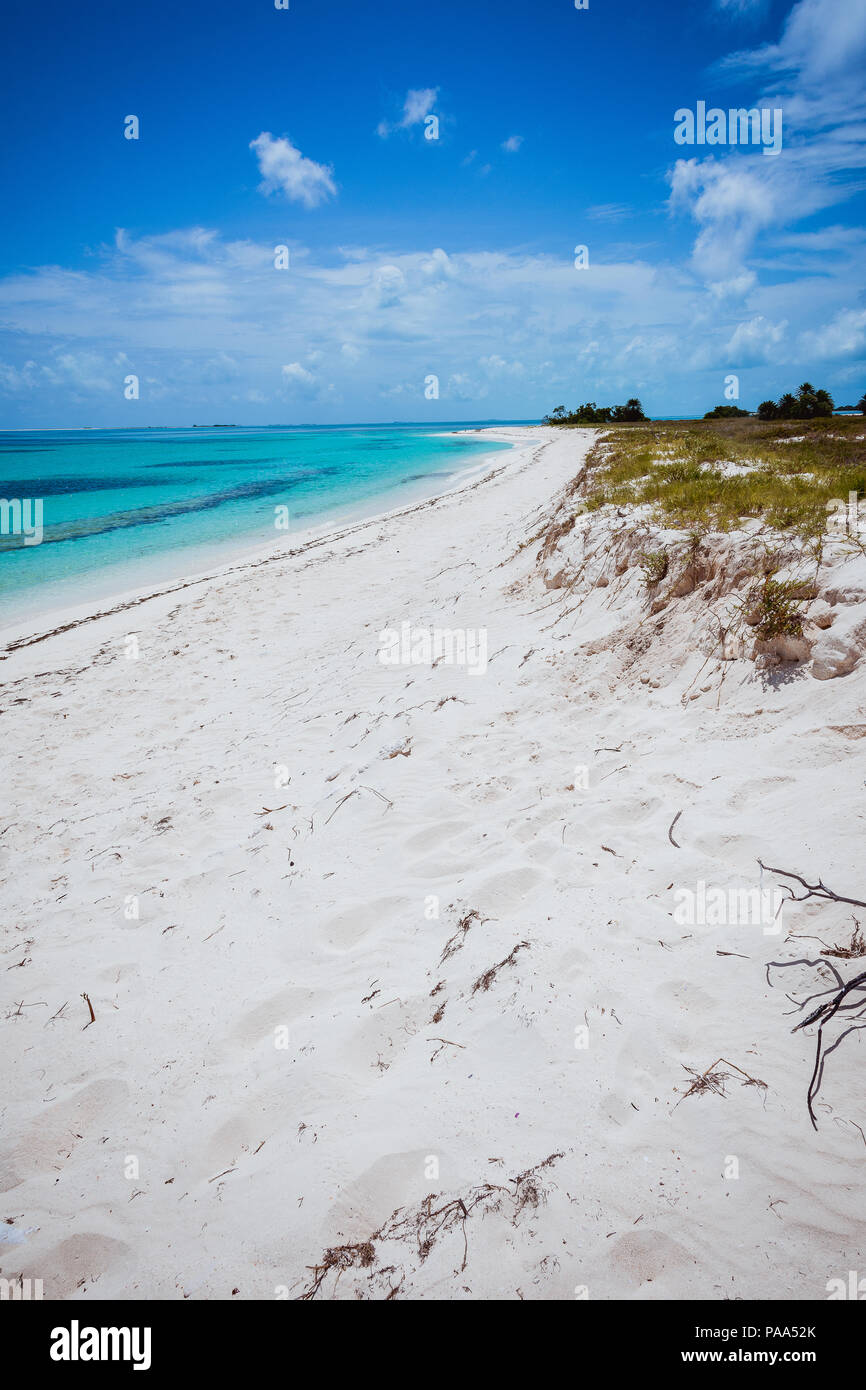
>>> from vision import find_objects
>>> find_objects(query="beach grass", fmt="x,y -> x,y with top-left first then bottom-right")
578,416 -> 866,545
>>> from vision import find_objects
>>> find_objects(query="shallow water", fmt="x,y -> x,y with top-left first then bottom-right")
0,422 -> 517,623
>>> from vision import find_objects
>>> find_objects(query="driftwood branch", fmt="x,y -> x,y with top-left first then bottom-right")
757,860 -> 866,910
760,858 -> 866,1130
768,952 -> 866,1131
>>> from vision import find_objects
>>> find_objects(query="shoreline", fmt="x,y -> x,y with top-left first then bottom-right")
0,427 -> 526,652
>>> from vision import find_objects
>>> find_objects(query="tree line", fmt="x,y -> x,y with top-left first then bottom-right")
542,383 -> 865,425
542,398 -> 647,425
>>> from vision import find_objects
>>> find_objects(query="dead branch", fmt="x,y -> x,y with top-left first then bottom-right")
767,953 -> 866,1130
757,860 -> 866,910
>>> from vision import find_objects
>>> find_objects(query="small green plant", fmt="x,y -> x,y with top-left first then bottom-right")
749,577 -> 805,640
639,549 -> 669,586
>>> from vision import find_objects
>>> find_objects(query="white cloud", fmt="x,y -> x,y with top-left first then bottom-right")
446,373 -> 487,401
501,135 -> 523,153
669,158 -> 777,281
52,351 -> 116,393
249,132 -> 336,209
799,308 -> 866,360
721,0 -> 866,90
671,0 -> 866,298
420,248 -> 454,280
724,315 -> 788,366
0,359 -> 39,393
0,223 -> 862,422
715,0 -> 767,15
200,352 -> 239,384
378,87 -> 440,138
369,264 -> 406,307
587,203 -> 632,222
480,355 -> 524,377
281,362 -> 315,386
403,89 -> 438,125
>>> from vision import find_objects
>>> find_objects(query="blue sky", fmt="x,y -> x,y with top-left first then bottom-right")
0,0 -> 864,425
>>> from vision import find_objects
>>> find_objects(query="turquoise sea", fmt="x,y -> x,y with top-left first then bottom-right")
0,422 -> 522,626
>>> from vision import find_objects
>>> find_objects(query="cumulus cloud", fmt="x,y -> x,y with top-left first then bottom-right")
501,135 -> 523,153
249,133 -> 336,209
369,264 -> 406,307
799,308 -> 866,360
724,315 -> 788,366
420,248 -> 455,280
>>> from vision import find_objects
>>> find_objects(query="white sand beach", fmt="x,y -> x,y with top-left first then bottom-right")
2,424 -> 866,1301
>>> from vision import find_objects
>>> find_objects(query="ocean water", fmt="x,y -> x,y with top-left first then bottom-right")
0,423 -> 519,627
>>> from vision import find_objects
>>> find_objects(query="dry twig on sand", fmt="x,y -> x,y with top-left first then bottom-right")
324,785 -> 393,825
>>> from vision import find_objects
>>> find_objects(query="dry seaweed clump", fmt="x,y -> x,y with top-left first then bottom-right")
295,1153 -> 564,1300
472,940 -> 531,994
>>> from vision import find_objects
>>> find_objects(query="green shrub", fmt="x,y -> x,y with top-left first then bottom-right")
639,549 -> 669,586
749,577 -> 805,640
